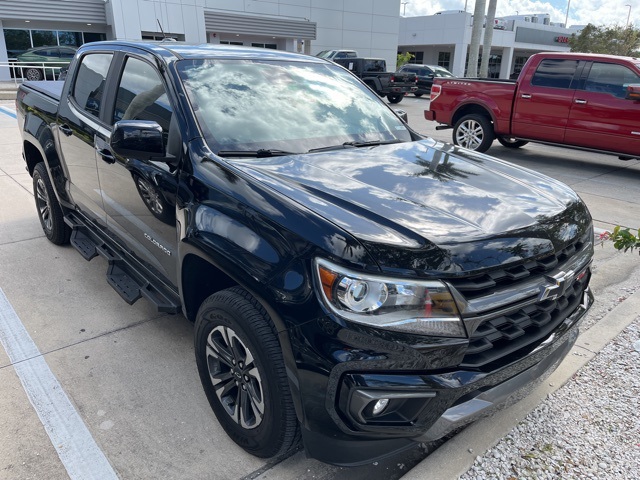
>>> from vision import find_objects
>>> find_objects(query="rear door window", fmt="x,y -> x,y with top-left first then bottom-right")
72,53 -> 113,118
531,59 -> 579,89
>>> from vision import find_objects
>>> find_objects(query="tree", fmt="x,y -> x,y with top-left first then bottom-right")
569,23 -> 640,56
397,51 -> 414,68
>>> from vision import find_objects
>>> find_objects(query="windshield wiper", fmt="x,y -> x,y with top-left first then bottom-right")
308,139 -> 403,153
216,149 -> 300,158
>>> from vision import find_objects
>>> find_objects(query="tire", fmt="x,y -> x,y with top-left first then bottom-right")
33,163 -> 71,245
496,136 -> 529,149
453,114 -> 495,152
414,93 -> 423,98
387,93 -> 404,104
25,68 -> 43,81
194,287 -> 300,458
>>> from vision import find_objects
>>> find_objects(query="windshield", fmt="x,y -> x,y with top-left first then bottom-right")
434,67 -> 454,78
176,59 -> 411,154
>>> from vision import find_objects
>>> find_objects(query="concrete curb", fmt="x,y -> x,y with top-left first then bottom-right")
400,289 -> 640,480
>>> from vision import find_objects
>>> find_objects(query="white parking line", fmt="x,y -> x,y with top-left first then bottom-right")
0,288 -> 118,480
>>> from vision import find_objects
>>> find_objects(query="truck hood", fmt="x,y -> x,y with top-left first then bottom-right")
233,139 -> 591,273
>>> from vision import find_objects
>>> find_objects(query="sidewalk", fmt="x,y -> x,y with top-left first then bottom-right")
0,81 -> 19,100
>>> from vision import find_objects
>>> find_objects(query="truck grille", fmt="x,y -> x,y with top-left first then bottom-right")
459,268 -> 589,369
446,234 -> 592,370
448,237 -> 586,301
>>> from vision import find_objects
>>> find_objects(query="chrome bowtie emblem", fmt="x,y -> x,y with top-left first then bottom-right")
539,270 -> 575,302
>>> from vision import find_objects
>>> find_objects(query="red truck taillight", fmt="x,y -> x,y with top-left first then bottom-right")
430,84 -> 442,102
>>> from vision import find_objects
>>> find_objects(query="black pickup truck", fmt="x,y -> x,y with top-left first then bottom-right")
333,57 -> 417,103
17,41 -> 594,467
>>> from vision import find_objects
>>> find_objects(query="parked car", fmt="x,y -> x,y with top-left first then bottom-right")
333,57 -> 418,103
425,52 -> 640,159
16,45 -> 77,81
398,64 -> 455,96
315,49 -> 358,60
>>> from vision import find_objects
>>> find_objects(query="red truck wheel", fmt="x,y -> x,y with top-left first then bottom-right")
453,114 -> 495,152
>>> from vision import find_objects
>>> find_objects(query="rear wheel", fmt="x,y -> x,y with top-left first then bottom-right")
497,136 -> 529,149
414,93 -> 423,97
387,93 -> 404,104
33,163 -> 70,245
453,114 -> 495,152
194,287 -> 300,458
24,68 -> 43,81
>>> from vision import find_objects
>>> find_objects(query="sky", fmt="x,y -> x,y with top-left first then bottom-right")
401,0 -> 638,29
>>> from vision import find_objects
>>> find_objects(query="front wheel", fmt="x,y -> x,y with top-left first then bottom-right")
194,287 -> 300,458
453,114 -> 495,152
33,163 -> 71,245
387,93 -> 404,104
496,136 -> 529,149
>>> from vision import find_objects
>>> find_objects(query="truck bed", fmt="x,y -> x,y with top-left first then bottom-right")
22,81 -> 64,102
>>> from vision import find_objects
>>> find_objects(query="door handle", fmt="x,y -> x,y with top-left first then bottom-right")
520,93 -> 532,99
574,99 -> 587,104
59,124 -> 73,136
96,147 -> 116,164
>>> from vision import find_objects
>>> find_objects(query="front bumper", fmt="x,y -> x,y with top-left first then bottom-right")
295,287 -> 593,466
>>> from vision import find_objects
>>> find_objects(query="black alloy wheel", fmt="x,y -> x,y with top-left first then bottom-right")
33,163 -> 70,245
194,287 -> 300,458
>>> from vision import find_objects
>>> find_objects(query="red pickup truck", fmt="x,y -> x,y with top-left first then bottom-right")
425,52 -> 640,159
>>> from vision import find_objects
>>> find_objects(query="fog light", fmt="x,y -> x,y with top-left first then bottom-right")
372,398 -> 389,416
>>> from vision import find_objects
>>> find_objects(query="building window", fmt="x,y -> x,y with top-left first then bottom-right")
512,56 -> 529,77
251,43 -> 277,49
402,51 -> 424,64
438,52 -> 451,70
487,54 -> 502,78
220,41 -> 244,45
141,32 -> 185,41
3,28 -> 106,58
58,31 -> 83,47
31,30 -> 57,47
3,29 -> 31,57
83,32 -> 107,43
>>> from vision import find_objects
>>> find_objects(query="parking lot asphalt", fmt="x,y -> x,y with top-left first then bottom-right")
1,95 -> 640,480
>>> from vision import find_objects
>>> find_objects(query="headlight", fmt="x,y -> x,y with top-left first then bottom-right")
315,258 -> 466,337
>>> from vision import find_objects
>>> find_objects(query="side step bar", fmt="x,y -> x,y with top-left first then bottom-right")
64,213 -> 181,314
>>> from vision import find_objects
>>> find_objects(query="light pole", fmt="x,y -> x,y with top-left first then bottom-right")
402,2 -> 409,16
565,0 -> 571,28
626,4 -> 632,27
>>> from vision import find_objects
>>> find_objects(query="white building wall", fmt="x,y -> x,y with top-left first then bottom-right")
107,0 -> 206,42
399,13 -> 572,78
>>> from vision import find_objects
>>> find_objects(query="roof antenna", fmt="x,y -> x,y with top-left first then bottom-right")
157,19 -> 175,41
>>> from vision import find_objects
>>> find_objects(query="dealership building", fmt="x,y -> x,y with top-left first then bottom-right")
1,0 -> 573,81
0,0 -> 401,80
398,12 -> 574,78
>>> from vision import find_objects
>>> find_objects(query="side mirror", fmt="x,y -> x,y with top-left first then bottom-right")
110,120 -> 165,160
394,109 -> 408,123
625,84 -> 640,101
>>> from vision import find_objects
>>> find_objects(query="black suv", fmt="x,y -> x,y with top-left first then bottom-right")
398,63 -> 455,96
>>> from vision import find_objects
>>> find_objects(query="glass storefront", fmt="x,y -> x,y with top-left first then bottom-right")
3,28 -> 107,58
